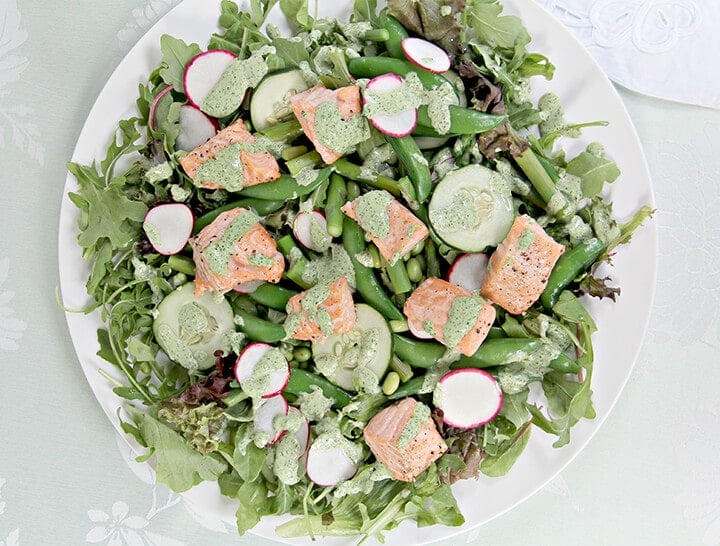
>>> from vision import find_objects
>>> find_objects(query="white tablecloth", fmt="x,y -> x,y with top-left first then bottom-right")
1,1 -> 719,544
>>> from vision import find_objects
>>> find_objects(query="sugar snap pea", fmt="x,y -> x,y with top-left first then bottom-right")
540,237 -> 605,310
239,168 -> 331,200
378,9 -> 407,58
348,56 -> 453,92
248,283 -> 297,310
284,368 -> 352,408
193,198 -> 285,233
343,216 -> 404,321
234,308 -> 286,343
416,105 -> 506,136
388,135 -> 433,203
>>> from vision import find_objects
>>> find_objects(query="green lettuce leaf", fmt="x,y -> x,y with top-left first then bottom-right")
158,35 -> 202,94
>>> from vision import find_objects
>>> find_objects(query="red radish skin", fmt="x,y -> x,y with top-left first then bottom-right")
142,203 -> 194,256
306,438 -> 358,487
183,49 -> 236,110
233,279 -> 265,294
448,253 -> 490,292
363,74 -> 418,138
434,368 -> 503,429
253,394 -> 289,446
292,210 -> 330,252
235,343 -> 290,399
149,85 -> 174,132
407,319 -> 433,340
175,104 -> 218,151
401,37 -> 451,74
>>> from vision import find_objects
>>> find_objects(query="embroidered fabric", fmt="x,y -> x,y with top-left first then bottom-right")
533,0 -> 720,109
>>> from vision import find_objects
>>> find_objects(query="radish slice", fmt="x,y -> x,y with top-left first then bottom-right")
306,434 -> 359,486
149,85 -> 174,132
235,343 -> 290,399
292,210 -> 330,252
253,395 -> 289,446
402,37 -> 451,74
233,279 -> 265,294
433,368 -> 503,429
142,204 -> 194,255
364,74 -> 417,138
175,104 -> 218,151
448,253 -> 490,292
183,49 -> 236,109
289,406 -> 310,456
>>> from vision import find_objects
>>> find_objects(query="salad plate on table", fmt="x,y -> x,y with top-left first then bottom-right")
58,0 -> 657,544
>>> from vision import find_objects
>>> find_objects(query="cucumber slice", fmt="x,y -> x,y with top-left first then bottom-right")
428,164 -> 515,252
250,69 -> 309,131
312,303 -> 392,392
153,283 -> 235,371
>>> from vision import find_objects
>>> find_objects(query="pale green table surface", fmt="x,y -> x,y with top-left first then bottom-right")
2,1 -> 719,545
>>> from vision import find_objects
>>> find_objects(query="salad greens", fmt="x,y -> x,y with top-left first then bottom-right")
67,0 -> 653,541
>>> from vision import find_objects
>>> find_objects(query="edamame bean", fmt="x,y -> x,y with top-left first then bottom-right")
382,371 -> 401,395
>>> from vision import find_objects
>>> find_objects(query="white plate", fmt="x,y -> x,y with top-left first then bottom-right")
58,1 -> 657,544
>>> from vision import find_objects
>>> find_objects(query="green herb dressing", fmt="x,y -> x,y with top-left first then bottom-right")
204,209 -> 259,276
354,190 -> 393,239
517,228 -> 535,251
202,54 -> 268,118
144,161 -> 173,183
309,213 -> 331,252
303,244 -> 356,288
398,402 -> 431,448
296,387 -> 334,421
241,347 -> 287,399
444,296 -> 484,349
538,92 -> 580,138
314,101 -> 369,155
143,222 -> 162,249
273,435 -> 301,485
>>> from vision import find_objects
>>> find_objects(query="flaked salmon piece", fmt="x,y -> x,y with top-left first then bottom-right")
342,190 -> 429,264
178,118 -> 280,190
481,214 -> 565,315
364,398 -> 447,482
403,277 -> 496,357
285,277 -> 356,342
290,83 -> 363,164
190,207 -> 284,296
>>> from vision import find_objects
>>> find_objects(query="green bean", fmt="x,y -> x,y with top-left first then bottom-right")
378,9 -> 407,58
363,28 -> 390,42
281,145 -> 309,161
346,181 -> 361,200
368,245 -> 382,268
193,198 -> 285,232
389,319 -> 409,333
325,173 -> 347,238
388,135 -> 433,203
513,148 -> 574,221
284,368 -> 352,408
416,105 -> 506,136
276,235 -> 312,289
384,256 -> 412,294
167,255 -> 195,276
239,168 -> 331,200
406,257 -> 423,283
248,283 -> 297,310
548,353 -> 580,374
343,216 -> 404,321
424,239 -> 441,278
348,56 -> 453,92
540,237 -> 605,310
234,308 -> 286,343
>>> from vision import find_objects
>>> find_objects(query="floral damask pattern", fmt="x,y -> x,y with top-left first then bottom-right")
0,258 -> 26,352
0,479 -> 20,546
86,500 -> 187,546
0,0 -> 43,163
118,0 -> 183,47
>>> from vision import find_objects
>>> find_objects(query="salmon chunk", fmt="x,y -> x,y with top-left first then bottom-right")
364,398 -> 447,482
481,214 -> 565,314
178,118 -> 280,190
342,190 -> 429,264
190,207 -> 284,296
285,277 -> 356,342
290,83 -> 363,164
403,277 -> 496,357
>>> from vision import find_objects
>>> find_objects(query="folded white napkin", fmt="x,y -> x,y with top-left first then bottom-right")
533,0 -> 720,109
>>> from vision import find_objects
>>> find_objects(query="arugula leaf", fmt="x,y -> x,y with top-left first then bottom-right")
552,291 -> 598,334
158,35 -> 202,94
480,422 -> 531,477
235,480 -> 274,534
499,388 -> 531,428
353,0 -> 378,24
567,143 -> 621,197
464,0 -> 530,51
273,36 -> 311,66
135,411 -> 227,492
280,0 -> 311,31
